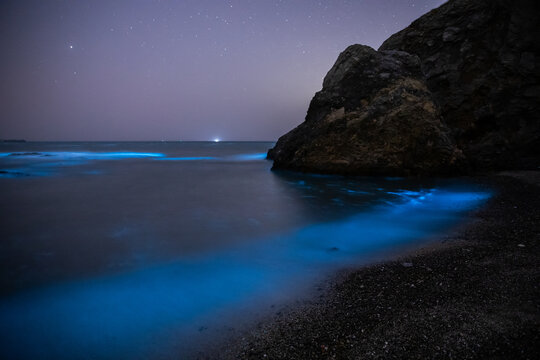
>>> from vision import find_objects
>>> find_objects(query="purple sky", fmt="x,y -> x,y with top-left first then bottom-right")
0,0 -> 445,141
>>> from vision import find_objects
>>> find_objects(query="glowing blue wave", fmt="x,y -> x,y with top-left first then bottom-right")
0,152 -> 167,177
0,151 -> 267,161
153,153 -> 267,161
0,151 -> 165,159
156,156 -> 217,161
228,153 -> 267,160
0,187 -> 490,359
0,152 -> 268,178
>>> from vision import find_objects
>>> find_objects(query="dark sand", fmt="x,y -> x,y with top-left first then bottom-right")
205,172 -> 539,359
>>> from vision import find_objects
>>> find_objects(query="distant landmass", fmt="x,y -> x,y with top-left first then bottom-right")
268,0 -> 539,176
2,139 -> 26,143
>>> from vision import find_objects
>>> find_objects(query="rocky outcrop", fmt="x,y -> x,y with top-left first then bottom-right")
268,46 -> 463,175
269,0 -> 540,175
380,0 -> 540,170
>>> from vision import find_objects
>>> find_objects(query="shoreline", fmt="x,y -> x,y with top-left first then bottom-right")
208,172 -> 539,359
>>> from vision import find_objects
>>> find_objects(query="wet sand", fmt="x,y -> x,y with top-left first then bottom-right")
207,172 -> 539,359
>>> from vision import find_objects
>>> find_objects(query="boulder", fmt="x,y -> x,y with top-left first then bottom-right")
269,46 -> 463,176
270,0 -> 540,175
379,0 -> 540,170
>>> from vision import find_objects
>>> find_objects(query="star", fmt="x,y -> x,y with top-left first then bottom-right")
69,45 -> 73,49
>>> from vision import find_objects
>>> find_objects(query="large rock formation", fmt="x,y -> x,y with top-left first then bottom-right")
268,46 -> 463,175
269,0 -> 540,175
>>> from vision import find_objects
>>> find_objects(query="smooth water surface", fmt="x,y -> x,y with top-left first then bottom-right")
0,142 -> 490,359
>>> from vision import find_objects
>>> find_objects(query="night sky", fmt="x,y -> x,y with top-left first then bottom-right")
1,0 -> 445,141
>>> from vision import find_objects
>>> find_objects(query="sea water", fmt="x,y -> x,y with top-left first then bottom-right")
0,141 -> 490,359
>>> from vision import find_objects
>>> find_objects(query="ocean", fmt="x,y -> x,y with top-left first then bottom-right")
0,141 -> 490,359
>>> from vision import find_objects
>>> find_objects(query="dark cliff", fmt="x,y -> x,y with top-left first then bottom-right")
269,0 -> 540,176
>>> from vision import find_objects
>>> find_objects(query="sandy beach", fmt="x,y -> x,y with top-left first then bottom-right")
209,172 -> 539,359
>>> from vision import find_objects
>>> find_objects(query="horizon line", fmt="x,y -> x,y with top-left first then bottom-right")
1,140 -> 277,143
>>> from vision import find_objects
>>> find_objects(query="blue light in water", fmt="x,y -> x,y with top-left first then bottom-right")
154,153 -> 267,161
0,152 -> 50,158
1,151 -> 269,162
229,153 -> 267,161
0,151 -> 272,179
0,152 -> 167,178
0,261 -> 269,359
0,169 -> 32,178
156,156 -> 217,161
0,152 -> 165,159
344,188 -> 372,195
56,152 -> 165,159
0,186 -> 491,359
87,152 -> 165,159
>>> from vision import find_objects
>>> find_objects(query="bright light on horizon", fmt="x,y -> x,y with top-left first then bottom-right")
213,138 -> 220,142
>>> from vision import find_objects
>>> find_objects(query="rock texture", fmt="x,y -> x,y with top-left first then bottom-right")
268,46 -> 463,175
269,0 -> 540,175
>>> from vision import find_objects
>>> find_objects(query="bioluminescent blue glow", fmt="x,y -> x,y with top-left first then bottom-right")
155,153 -> 268,161
0,152 -> 165,159
1,150 -> 272,177
229,153 -> 268,161
0,142 -> 491,358
0,150 -> 270,177
0,151 -> 166,177
156,156 -> 218,161
83,152 -> 165,159
0,186 -> 490,359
